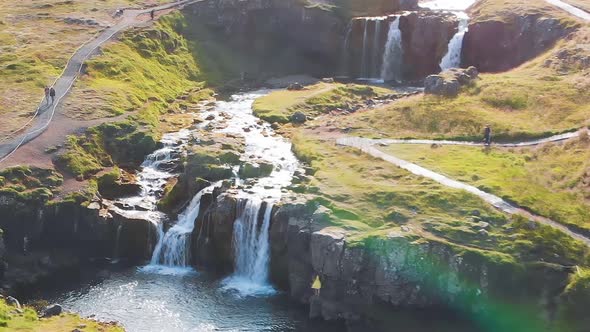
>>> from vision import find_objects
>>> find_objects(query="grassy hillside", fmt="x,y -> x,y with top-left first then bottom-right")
332,28 -> 590,141
253,83 -> 395,123
468,0 -> 580,25
0,299 -> 123,331
382,133 -> 590,234
56,12 -> 218,179
0,0 -> 168,138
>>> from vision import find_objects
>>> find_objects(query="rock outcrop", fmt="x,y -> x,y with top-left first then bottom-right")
399,11 -> 459,80
344,11 -> 458,81
185,0 -> 346,77
462,2 -> 577,72
266,199 -> 575,329
424,66 -> 479,96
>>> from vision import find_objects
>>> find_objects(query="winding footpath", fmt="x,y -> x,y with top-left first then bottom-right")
337,132 -> 590,246
545,0 -> 590,21
0,0 -> 203,164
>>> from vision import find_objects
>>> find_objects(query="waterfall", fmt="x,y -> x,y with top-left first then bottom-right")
440,16 -> 469,71
113,224 -> 123,260
380,16 -> 403,82
372,19 -> 384,78
360,19 -> 370,78
340,22 -> 353,76
149,184 -> 218,268
223,199 -> 275,296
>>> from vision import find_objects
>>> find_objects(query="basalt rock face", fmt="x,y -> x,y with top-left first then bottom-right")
320,0 -> 418,16
344,12 -> 458,81
185,0 -> 346,77
191,192 -> 238,272
0,189 -> 158,274
400,12 -> 458,80
462,15 -> 574,72
268,200 -> 572,328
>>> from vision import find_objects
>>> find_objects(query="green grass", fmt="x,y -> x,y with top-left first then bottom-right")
0,166 -> 62,201
330,30 -> 590,141
253,83 -> 394,123
289,128 -> 590,267
0,299 -> 123,331
558,268 -> 590,332
381,136 -> 590,234
0,0 -> 169,137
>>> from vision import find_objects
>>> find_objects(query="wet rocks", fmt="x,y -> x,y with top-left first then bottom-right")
287,83 -> 304,91
41,303 -> 62,318
110,209 -> 158,262
239,162 -> 274,179
191,194 -> 238,272
290,111 -> 307,124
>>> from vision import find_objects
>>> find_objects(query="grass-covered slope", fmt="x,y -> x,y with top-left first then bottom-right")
0,299 -> 123,331
0,0 -> 167,138
56,12 -> 218,179
335,28 -> 590,141
289,128 -> 589,268
382,134 -> 590,234
253,83 -> 395,123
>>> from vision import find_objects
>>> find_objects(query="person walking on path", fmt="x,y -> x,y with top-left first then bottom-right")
150,9 -> 155,20
44,87 -> 50,105
483,124 -> 492,146
311,275 -> 321,296
49,87 -> 56,105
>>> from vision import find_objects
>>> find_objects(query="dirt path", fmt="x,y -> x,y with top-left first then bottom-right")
545,0 -> 590,21
337,133 -> 590,246
0,0 -> 203,165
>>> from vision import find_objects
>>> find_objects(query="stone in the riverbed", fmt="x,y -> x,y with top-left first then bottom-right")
6,296 -> 21,309
239,161 -> 274,179
287,82 -> 304,91
290,111 -> 307,124
42,303 -> 62,318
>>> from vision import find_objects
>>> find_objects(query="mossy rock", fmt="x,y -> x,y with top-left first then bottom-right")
239,162 -> 274,179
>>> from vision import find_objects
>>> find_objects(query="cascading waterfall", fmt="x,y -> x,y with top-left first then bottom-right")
371,19 -> 383,78
380,16 -> 403,82
340,22 -> 354,76
439,15 -> 469,70
150,184 -> 218,268
223,199 -> 275,296
360,19 -> 370,78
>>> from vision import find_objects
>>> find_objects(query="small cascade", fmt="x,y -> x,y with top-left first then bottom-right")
360,19 -> 370,78
380,16 -> 403,82
223,199 -> 275,296
112,224 -> 123,260
340,22 -> 354,76
439,15 -> 469,70
371,19 -> 383,78
150,184 -> 218,268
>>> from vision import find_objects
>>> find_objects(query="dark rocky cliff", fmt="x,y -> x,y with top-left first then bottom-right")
462,0 -> 578,72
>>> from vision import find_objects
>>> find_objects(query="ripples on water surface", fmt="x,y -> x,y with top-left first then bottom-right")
47,266 -> 337,332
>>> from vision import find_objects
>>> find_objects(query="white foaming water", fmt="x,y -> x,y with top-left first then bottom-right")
223,200 -> 275,297
207,91 -> 298,297
420,0 -> 478,11
114,130 -> 190,225
148,183 -> 220,271
381,16 -> 403,82
439,14 -> 469,70
360,19 -> 370,78
372,19 -> 383,78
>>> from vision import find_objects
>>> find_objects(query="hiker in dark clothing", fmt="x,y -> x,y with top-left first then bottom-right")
49,87 -> 56,105
44,86 -> 50,105
483,125 -> 492,146
150,9 -> 155,20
